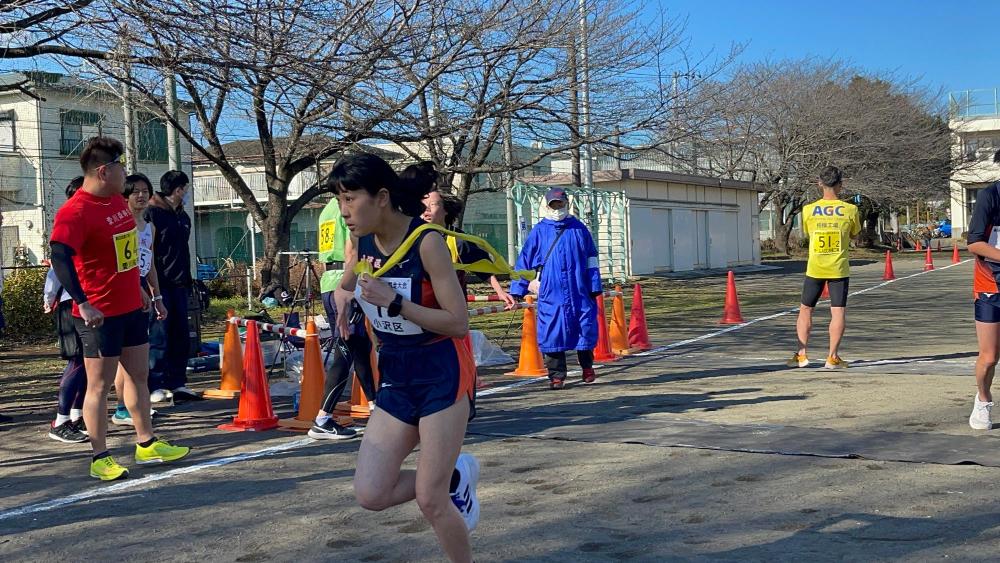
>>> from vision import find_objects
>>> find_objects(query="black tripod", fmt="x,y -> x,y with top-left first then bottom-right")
268,251 -> 324,376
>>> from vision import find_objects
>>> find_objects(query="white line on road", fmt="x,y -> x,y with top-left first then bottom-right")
0,438 -> 315,522
0,259 -> 972,521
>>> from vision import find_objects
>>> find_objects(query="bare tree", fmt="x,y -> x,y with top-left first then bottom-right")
85,0 -> 501,293
385,0 -> 726,223
695,60 -> 952,252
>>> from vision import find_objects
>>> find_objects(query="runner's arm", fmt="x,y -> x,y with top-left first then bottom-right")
146,226 -> 167,319
49,242 -> 87,305
334,235 -> 359,338
356,231 -> 468,337
967,186 -> 1000,261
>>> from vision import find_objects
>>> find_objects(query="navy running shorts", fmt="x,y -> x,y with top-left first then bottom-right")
802,276 -> 850,308
975,293 -> 1000,323
376,337 -> 476,426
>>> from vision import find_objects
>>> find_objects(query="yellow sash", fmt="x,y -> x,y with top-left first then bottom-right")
354,223 -> 535,281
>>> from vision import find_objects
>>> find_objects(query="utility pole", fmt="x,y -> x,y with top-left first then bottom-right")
567,38 -> 581,188
118,28 -> 137,171
165,73 -> 181,169
578,0 -> 597,237
504,117 -> 518,264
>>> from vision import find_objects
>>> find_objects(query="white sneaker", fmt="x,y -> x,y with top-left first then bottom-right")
149,389 -> 172,403
970,395 -> 993,430
450,453 -> 480,532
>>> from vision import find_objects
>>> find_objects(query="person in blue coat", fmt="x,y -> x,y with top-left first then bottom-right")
510,187 -> 603,389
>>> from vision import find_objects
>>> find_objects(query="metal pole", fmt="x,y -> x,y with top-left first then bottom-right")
504,117 -> 518,264
246,268 -> 252,310
166,73 -> 180,169
122,79 -> 136,171
578,0 -> 597,237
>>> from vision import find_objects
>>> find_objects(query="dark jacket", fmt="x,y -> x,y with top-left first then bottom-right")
146,200 -> 192,288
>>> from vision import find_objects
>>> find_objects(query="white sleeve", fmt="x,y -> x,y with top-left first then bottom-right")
43,267 -> 63,306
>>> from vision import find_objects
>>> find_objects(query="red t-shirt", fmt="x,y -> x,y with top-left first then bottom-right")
50,189 -> 142,318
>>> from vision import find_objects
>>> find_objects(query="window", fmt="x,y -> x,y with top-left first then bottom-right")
137,112 -> 168,162
0,110 -> 14,150
967,187 -> 983,228
1,225 -> 19,266
59,110 -> 102,156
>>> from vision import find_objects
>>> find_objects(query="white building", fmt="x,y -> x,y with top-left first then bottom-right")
949,89 -> 1000,239
514,168 -> 763,277
191,139 -> 401,267
0,71 -> 194,266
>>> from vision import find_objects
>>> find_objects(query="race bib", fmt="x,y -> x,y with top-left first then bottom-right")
318,220 -> 336,254
354,277 -> 423,336
113,229 -> 139,273
988,227 -> 1000,264
138,243 -> 153,277
812,230 -> 842,255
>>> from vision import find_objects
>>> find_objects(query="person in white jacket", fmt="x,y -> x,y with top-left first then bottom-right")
44,177 -> 89,443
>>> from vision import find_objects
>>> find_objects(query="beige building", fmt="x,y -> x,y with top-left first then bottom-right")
0,71 -> 194,266
949,89 -> 1000,239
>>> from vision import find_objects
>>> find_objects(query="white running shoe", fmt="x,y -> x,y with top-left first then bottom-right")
150,389 -> 172,403
450,453 -> 480,532
970,395 -> 993,430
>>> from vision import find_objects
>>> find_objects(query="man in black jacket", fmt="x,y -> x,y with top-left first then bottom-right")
147,170 -> 200,402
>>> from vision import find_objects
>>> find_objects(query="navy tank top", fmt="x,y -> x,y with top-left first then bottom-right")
355,217 -> 442,347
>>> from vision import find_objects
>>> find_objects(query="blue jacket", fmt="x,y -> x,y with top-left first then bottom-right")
511,216 -> 602,352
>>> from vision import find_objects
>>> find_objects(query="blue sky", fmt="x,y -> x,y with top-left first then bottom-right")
653,0 -> 999,96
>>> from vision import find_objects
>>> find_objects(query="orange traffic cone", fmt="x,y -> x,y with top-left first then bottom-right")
953,244 -> 961,264
820,281 -> 830,299
924,246 -> 935,271
278,319 -> 324,430
505,296 -> 548,377
627,284 -> 652,351
609,285 -> 631,355
203,310 -> 243,399
720,271 -> 746,324
219,320 -> 279,432
593,294 -> 617,362
916,240 -> 922,251
883,251 -> 896,281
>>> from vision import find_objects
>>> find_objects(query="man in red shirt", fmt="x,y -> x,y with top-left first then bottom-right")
49,137 -> 189,480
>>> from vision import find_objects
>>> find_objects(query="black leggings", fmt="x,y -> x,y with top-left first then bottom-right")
320,332 -> 377,413
544,350 -> 594,381
58,356 -> 86,416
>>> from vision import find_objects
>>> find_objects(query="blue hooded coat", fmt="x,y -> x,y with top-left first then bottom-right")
510,216 -> 602,353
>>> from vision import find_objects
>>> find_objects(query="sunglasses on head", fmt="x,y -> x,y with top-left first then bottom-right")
100,153 -> 126,169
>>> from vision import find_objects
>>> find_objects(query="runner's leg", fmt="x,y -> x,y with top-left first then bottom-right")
415,397 -> 472,563
975,321 -> 1000,403
119,343 -> 154,443
82,356 -> 119,454
354,408 -> 420,511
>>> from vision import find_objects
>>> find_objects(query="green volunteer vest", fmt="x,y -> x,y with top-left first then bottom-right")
318,199 -> 349,293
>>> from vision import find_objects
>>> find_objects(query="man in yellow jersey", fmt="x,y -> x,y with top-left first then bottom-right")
787,166 -> 861,370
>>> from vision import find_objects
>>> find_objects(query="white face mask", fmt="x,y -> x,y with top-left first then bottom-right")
546,207 -> 568,221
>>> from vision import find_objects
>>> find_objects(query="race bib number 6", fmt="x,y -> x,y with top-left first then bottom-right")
812,230 -> 842,254
114,229 -> 139,272
318,220 -> 336,254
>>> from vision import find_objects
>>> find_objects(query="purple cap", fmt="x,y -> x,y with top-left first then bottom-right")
545,187 -> 568,203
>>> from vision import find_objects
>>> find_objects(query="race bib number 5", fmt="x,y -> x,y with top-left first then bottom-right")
318,220 -> 336,253
812,230 -> 842,254
114,228 -> 139,272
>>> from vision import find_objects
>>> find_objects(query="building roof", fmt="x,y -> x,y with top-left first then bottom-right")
0,71 -> 197,111
520,168 -> 764,192
191,137 -> 401,166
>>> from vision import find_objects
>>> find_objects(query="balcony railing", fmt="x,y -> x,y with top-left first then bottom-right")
950,89 -> 1000,119
193,170 -> 318,205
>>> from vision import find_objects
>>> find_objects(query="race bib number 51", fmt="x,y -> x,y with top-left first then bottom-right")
812,230 -> 842,254
114,228 -> 139,272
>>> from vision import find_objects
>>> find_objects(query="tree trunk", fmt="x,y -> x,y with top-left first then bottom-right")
454,172 -> 476,229
775,216 -> 795,255
257,179 -> 292,298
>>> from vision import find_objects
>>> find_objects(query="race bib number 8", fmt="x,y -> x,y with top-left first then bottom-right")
318,220 -> 336,254
114,229 -> 139,273
812,230 -> 842,254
